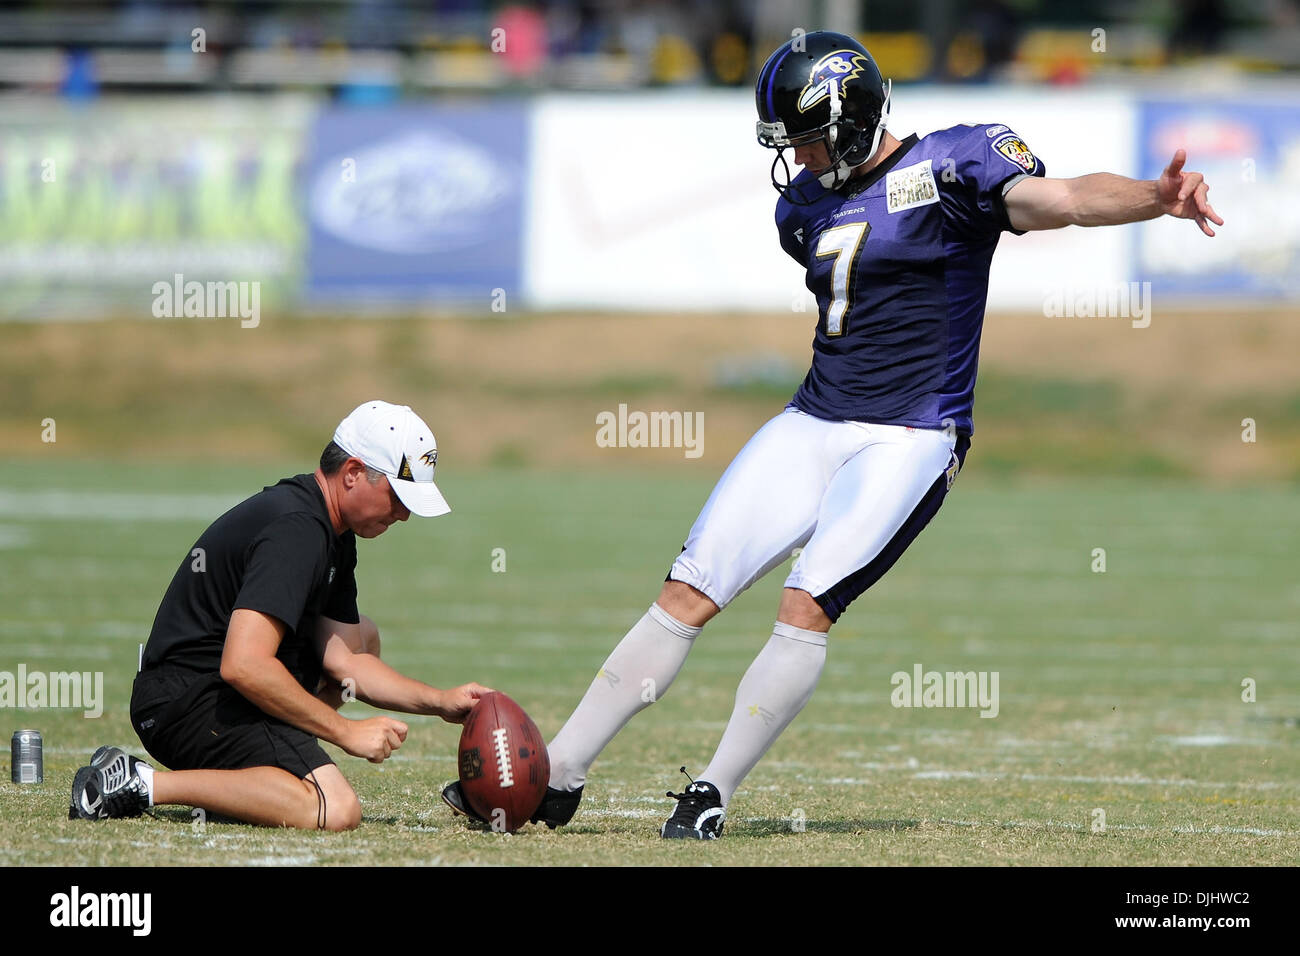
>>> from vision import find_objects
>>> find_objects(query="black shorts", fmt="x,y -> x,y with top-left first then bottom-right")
130,665 -> 333,780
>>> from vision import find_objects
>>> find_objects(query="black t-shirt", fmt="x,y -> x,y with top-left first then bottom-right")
142,474 -> 359,690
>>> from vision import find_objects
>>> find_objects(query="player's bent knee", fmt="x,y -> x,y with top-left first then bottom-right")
777,588 -> 832,633
657,580 -> 720,628
324,794 -> 362,832
304,765 -> 362,831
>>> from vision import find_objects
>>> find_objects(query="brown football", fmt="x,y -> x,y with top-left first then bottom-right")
456,691 -> 550,833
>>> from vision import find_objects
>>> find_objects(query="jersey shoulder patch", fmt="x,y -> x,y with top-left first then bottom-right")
885,159 -> 939,214
990,131 -> 1039,173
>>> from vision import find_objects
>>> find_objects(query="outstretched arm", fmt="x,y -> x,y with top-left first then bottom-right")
1005,149 -> 1223,236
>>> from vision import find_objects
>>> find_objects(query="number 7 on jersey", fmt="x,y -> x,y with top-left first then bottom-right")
814,221 -> 870,336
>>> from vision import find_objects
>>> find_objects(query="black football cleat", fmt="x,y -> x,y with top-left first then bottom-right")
530,785 -> 584,829
440,780 -> 489,825
661,770 -> 725,840
441,780 -> 585,829
68,746 -> 123,820
92,749 -> 153,819
69,765 -> 101,820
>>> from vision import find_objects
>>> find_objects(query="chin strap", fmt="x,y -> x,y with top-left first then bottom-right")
817,78 -> 892,189
867,78 -> 893,162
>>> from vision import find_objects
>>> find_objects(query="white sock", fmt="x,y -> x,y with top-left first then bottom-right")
548,603 -> 700,791
137,763 -> 155,807
698,622 -> 827,806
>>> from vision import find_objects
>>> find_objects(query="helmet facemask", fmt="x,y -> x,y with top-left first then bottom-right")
757,78 -> 891,206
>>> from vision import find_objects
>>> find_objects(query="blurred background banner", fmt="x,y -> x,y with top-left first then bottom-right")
3,91 -> 1294,319
525,90 -> 789,311
522,86 -> 1138,313
0,97 -> 311,320
305,101 -> 529,307
1137,97 -> 1300,300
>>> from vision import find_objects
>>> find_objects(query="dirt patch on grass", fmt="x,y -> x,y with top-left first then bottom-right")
2,308 -> 1296,480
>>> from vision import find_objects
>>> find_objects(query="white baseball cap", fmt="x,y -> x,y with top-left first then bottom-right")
332,401 -> 450,517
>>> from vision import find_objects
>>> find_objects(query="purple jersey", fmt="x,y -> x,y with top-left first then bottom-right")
776,123 -> 1045,435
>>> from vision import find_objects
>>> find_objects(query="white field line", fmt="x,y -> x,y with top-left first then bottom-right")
0,642 -> 116,659
1222,621 -> 1299,641
0,525 -> 32,548
240,854 -> 318,866
43,746 -> 140,757
376,753 -> 456,763
566,807 -> 661,820
798,723 -> 1285,744
1169,825 -> 1288,836
936,818 -> 1290,837
909,769 -> 1291,790
0,490 -> 241,522
1156,734 -> 1251,746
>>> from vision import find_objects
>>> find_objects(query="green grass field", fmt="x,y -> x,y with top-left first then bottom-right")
0,461 -> 1296,866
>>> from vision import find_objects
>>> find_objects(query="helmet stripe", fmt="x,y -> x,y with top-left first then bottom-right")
764,45 -> 794,120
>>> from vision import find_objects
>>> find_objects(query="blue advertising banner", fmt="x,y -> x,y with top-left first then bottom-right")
1137,98 -> 1300,300
305,102 -> 528,306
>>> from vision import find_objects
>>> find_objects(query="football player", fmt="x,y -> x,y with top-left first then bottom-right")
443,31 -> 1222,838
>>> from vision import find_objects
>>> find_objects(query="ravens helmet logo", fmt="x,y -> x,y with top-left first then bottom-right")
798,50 -> 870,113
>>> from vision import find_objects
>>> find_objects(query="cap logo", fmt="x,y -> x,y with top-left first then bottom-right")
420,449 -> 438,468
798,50 -> 869,113
397,455 -> 414,480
